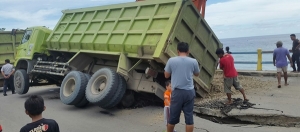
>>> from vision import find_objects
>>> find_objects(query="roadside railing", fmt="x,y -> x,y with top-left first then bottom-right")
232,49 -> 292,71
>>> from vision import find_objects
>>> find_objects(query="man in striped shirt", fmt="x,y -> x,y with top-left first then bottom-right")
1,59 -> 15,96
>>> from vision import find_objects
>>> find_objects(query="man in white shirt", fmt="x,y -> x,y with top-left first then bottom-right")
1,59 -> 15,96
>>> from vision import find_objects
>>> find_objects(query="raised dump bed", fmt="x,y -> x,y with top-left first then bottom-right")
0,30 -> 24,87
14,0 -> 222,109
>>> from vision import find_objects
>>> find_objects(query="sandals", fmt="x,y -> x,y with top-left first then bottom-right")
243,99 -> 249,103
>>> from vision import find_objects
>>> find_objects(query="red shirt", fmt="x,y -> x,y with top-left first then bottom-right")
219,54 -> 238,78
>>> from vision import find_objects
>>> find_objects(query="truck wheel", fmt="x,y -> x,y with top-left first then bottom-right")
101,74 -> 127,109
120,90 -> 135,108
14,69 -> 30,95
74,73 -> 91,108
85,68 -> 119,106
60,71 -> 87,105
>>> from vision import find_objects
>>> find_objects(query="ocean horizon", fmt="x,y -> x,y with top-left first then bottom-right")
220,33 -> 300,71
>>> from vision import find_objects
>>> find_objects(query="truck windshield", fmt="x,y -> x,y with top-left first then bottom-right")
21,30 -> 32,44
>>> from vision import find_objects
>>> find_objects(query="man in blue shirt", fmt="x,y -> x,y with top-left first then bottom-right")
164,42 -> 200,132
273,41 -> 293,88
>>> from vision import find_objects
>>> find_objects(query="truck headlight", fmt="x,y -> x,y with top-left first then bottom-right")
37,57 -> 42,61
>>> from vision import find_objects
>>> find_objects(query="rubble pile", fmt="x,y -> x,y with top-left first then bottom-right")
195,72 -> 274,105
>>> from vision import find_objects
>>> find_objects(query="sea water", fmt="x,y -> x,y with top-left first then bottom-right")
220,33 -> 300,71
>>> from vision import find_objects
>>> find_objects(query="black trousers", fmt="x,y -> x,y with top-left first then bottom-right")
292,53 -> 300,71
3,75 -> 14,94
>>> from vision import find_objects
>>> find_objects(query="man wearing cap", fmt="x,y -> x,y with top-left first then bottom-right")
273,41 -> 293,88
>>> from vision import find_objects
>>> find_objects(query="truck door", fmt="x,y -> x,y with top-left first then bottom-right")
17,29 -> 34,58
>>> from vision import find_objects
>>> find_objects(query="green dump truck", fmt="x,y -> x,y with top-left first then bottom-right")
0,30 -> 24,90
13,0 -> 222,109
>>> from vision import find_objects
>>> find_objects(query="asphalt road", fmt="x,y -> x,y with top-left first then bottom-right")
0,85 -> 299,132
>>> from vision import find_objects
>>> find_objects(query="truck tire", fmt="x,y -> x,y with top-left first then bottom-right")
101,74 -> 127,109
14,69 -> 30,95
120,90 -> 135,108
85,68 -> 119,106
60,71 -> 87,105
74,73 -> 91,108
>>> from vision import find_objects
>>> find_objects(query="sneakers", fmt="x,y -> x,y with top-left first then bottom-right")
3,94 -> 7,96
12,92 -> 16,94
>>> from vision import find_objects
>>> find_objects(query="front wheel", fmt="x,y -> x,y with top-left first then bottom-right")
14,69 -> 30,95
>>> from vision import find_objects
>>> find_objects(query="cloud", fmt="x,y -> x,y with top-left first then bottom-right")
1,0 -> 299,39
0,0 -> 132,30
205,0 -> 300,38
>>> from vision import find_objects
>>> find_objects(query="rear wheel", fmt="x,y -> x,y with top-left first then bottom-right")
120,90 -> 135,108
60,71 -> 87,105
74,73 -> 91,108
101,74 -> 127,109
85,68 -> 119,106
14,69 -> 29,95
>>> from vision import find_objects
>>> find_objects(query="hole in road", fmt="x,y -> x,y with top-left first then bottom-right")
194,98 -> 300,128
196,113 -> 254,125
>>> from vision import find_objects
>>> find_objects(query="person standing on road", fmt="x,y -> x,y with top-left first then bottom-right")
1,59 -> 15,96
225,46 -> 232,54
20,95 -> 60,132
273,41 -> 293,88
215,48 -> 248,105
164,42 -> 200,132
163,80 -> 176,132
290,34 -> 300,72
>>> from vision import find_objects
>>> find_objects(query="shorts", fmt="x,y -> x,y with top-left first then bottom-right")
169,89 -> 195,125
224,77 -> 242,93
277,66 -> 287,72
164,106 -> 170,126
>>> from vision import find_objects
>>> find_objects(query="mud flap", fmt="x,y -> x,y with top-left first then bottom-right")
117,53 -> 132,80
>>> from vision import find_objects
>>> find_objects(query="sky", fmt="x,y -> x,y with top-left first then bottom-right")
0,0 -> 300,39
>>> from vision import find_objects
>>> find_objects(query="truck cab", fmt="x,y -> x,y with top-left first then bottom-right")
15,26 -> 52,70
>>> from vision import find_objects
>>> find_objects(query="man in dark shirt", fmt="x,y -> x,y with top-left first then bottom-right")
290,34 -> 300,72
20,95 -> 60,132
225,46 -> 232,54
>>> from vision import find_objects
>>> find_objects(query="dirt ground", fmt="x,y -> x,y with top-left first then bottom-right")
195,72 -> 275,105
